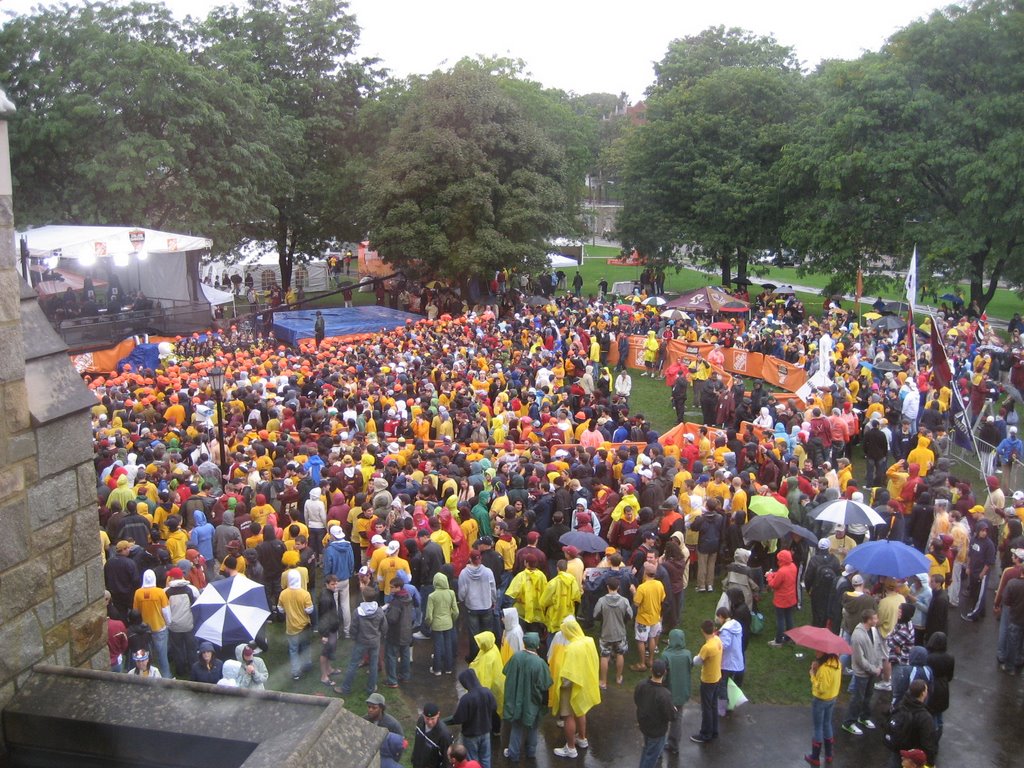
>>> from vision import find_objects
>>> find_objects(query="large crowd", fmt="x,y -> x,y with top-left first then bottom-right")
91,275 -> 1024,768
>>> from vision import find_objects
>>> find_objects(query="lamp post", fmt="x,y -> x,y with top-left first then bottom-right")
209,365 -> 227,480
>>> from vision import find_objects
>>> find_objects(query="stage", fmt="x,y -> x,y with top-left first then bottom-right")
271,306 -> 421,345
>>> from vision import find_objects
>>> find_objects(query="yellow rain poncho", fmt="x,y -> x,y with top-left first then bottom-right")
469,631 -> 506,712
540,571 -> 582,633
506,567 -> 548,624
548,617 -> 601,717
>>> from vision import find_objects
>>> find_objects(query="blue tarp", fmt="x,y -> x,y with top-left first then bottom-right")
117,343 -> 162,373
272,306 -> 421,346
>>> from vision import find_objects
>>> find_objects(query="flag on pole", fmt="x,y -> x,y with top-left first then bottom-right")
905,246 -> 918,309
929,318 -> 952,388
950,384 -> 977,453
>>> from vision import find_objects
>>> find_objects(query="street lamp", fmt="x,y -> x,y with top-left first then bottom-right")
209,365 -> 227,480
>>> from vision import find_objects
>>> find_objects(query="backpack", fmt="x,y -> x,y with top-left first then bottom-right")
815,562 -> 838,593
882,704 -> 914,752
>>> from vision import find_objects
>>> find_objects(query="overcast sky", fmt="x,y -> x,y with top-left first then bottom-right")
1,0 -> 947,100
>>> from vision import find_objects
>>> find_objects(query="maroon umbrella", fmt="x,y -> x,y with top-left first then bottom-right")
785,625 -> 851,656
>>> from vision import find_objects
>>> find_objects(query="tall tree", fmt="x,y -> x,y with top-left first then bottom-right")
0,2 -> 282,247
619,29 -> 808,284
363,64 -> 573,285
783,0 -> 1024,307
198,0 -> 382,288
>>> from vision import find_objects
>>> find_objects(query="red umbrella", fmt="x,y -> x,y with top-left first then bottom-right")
785,625 -> 851,656
709,321 -> 734,331
614,304 -> 636,313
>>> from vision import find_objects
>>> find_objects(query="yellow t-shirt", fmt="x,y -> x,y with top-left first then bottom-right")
133,587 -> 169,632
633,579 -> 666,626
278,587 -> 313,635
698,634 -> 723,683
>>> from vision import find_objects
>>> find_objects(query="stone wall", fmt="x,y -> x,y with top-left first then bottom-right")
0,112 -> 106,712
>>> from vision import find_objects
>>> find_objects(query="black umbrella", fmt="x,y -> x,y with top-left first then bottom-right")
873,360 -> 903,373
873,315 -> 907,331
559,530 -> 608,553
732,277 -> 754,286
760,283 -> 778,291
883,300 -> 911,314
525,295 -> 550,307
742,515 -> 818,545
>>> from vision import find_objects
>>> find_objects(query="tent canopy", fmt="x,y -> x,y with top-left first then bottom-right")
203,240 -> 330,292
665,286 -> 748,313
17,225 -> 212,305
17,225 -> 212,263
547,253 -> 579,269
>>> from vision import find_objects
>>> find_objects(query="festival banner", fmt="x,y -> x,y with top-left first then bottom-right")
761,356 -> 808,392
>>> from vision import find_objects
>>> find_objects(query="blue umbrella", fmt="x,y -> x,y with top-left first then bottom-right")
843,540 -> 930,579
192,575 -> 270,648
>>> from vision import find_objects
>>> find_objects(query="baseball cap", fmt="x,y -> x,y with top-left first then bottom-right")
366,692 -> 386,706
422,702 -> 440,717
851,574 -> 864,586
818,539 -> 831,550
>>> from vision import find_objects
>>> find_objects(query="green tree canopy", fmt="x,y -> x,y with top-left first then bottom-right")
363,64 -> 574,283
0,2 -> 283,248
783,0 -> 1024,307
619,28 -> 809,283
198,0 -> 382,288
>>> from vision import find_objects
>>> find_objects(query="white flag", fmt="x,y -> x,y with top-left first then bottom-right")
905,245 -> 918,309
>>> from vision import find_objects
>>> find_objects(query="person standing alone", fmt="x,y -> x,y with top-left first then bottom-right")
691,619 -> 722,744
634,659 -> 675,768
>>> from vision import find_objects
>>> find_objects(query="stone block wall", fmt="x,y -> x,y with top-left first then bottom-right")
0,117 -> 106,713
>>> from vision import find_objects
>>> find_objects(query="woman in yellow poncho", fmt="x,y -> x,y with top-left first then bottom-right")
469,631 -> 506,713
549,616 -> 600,757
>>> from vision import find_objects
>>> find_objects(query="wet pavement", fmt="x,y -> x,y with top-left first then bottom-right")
393,602 -> 1022,768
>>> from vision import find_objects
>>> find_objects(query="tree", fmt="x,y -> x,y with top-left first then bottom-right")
363,64 -> 574,286
198,0 -> 382,289
783,0 -> 1024,307
0,3 -> 283,247
649,26 -> 800,97
618,30 -> 809,284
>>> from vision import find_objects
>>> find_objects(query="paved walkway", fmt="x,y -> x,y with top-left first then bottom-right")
395,596 -> 1016,768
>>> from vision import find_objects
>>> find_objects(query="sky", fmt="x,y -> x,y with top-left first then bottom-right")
0,0 -> 947,100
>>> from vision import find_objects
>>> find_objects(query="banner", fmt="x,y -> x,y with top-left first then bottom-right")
930,319 -> 953,388
761,356 -> 808,392
723,348 -> 764,379
950,385 -> 977,453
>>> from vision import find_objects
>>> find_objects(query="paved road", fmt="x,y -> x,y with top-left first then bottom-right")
394,595 -> 1018,768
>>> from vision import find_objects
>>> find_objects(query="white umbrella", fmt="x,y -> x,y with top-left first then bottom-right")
811,499 -> 886,528
643,296 -> 667,306
192,575 -> 270,648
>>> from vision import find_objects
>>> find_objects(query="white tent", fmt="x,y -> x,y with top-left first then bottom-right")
202,241 -> 330,293
16,225 -> 212,305
547,252 -> 579,269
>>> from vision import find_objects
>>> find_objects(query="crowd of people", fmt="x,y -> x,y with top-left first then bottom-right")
91,275 -> 1024,768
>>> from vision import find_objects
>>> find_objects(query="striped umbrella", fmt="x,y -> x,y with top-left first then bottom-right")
192,575 -> 270,649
